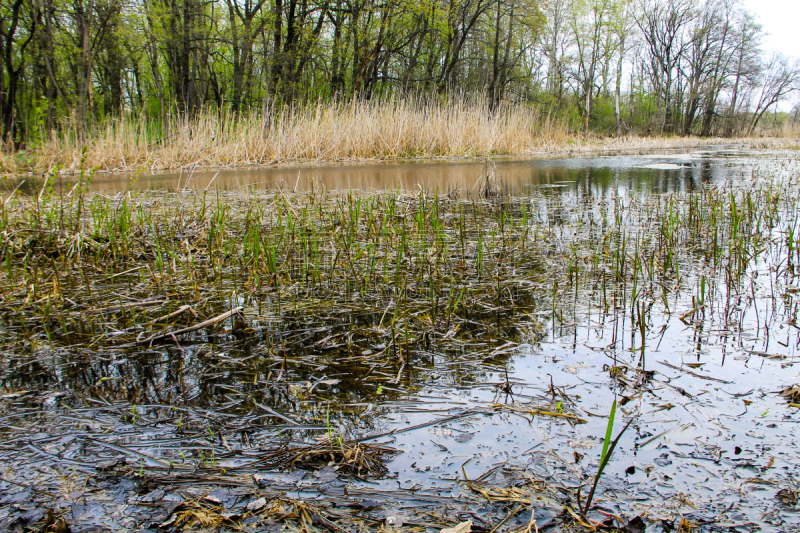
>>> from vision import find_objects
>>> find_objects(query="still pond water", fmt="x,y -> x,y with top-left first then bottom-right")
83,148 -> 748,194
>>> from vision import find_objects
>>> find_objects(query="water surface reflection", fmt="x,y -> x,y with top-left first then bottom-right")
45,148 -> 752,195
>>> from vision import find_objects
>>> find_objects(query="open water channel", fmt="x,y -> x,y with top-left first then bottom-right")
86,149 -> 730,195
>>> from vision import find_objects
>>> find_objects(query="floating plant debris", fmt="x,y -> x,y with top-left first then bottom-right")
255,440 -> 401,478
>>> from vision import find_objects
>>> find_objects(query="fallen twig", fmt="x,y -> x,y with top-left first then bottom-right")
153,304 -> 197,324
657,360 -> 731,384
76,297 -> 166,316
135,307 -> 244,345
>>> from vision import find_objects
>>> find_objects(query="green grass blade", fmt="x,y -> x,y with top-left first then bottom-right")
600,398 -> 617,463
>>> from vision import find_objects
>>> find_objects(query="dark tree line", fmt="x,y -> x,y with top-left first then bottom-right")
0,0 -> 797,147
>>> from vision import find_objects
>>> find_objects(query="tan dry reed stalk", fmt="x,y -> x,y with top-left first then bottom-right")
2,98 -> 798,176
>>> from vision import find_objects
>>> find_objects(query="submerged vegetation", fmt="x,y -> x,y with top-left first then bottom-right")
1,151 -> 800,530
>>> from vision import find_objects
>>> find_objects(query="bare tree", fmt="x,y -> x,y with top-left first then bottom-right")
696,0 -> 740,136
568,0 -> 613,134
680,0 -> 729,135
748,53 -> 800,134
223,0 -> 268,111
723,9 -> 761,136
635,0 -> 693,134
541,0 -> 569,113
609,0 -> 633,136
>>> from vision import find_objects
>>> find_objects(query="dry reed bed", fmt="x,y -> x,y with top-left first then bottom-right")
4,99 -> 798,176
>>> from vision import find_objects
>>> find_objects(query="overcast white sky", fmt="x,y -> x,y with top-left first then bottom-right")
740,0 -> 799,58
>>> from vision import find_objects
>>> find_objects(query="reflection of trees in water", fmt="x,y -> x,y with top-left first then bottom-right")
2,295 -> 539,427
5,153 -> 734,197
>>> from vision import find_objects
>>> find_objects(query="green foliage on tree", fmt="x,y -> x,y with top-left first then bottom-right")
0,0 -> 796,149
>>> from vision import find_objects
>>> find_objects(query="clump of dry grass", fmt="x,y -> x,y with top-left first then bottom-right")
2,98 -> 568,175
2,97 -> 798,176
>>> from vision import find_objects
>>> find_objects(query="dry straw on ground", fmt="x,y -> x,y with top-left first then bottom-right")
2,98 -> 798,175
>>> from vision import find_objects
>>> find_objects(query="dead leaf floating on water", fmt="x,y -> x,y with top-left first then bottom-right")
569,438 -> 601,449
440,519 -> 472,533
777,488 -> 798,506
564,362 -> 592,374
246,497 -> 267,512
779,384 -> 800,403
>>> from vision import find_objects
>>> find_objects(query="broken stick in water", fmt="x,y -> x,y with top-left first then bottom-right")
135,307 -> 244,346
153,304 -> 197,324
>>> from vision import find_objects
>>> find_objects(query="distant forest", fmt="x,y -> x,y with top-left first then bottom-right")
0,0 -> 798,147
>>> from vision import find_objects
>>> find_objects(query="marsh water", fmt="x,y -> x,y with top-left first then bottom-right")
78,148 -> 747,195
2,146 -> 800,532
